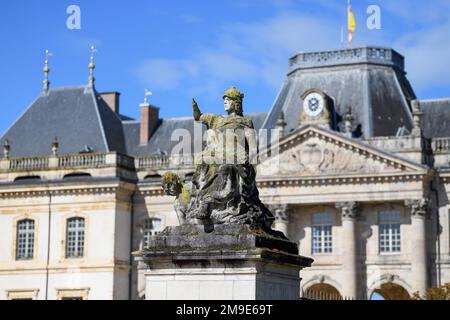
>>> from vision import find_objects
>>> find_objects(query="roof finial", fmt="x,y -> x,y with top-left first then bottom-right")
43,49 -> 52,94
88,45 -> 97,87
276,111 -> 287,139
143,89 -> 152,104
3,139 -> 10,159
51,137 -> 59,156
344,106 -> 354,137
411,100 -> 423,136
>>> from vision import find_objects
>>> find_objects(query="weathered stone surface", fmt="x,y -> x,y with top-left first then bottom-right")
135,224 -> 313,300
161,87 -> 275,230
138,224 -> 313,268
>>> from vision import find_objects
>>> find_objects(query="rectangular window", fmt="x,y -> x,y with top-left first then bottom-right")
379,211 -> 401,253
7,290 -> 39,300
16,220 -> 35,260
57,289 -> 89,300
312,213 -> 333,254
66,217 -> 85,258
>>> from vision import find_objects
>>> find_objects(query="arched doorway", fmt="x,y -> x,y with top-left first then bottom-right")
304,284 -> 342,300
372,283 -> 410,300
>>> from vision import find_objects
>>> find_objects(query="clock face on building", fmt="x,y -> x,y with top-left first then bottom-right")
303,93 -> 324,117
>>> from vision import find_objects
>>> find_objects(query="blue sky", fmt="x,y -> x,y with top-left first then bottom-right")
1,0 -> 450,134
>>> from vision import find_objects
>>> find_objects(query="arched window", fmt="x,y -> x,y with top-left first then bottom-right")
16,219 -> 35,260
312,213 -> 333,254
379,211 -> 401,253
372,283 -> 410,300
304,283 -> 342,300
66,217 -> 85,258
143,218 -> 162,249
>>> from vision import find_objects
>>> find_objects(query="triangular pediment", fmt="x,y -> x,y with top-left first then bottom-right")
257,125 -> 427,178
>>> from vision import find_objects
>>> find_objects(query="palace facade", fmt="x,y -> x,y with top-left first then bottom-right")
0,46 -> 449,300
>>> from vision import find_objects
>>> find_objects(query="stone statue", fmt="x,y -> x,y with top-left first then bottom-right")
162,172 -> 192,225
162,86 -> 275,232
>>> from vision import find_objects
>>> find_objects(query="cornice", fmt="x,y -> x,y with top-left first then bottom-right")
0,180 -> 136,199
256,173 -> 427,188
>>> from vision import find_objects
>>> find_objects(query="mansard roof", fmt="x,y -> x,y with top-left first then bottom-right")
0,86 -> 126,158
2,46 -> 449,160
0,82 -> 267,158
420,98 -> 450,138
261,46 -> 416,139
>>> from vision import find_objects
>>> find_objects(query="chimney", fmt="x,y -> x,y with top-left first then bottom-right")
140,102 -> 159,145
100,92 -> 121,114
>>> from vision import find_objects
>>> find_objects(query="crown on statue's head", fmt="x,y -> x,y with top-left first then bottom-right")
223,86 -> 244,101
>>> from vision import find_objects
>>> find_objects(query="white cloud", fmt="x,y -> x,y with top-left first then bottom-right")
135,0 -> 450,99
136,58 -> 195,90
381,0 -> 450,25
395,21 -> 450,90
135,11 -> 337,98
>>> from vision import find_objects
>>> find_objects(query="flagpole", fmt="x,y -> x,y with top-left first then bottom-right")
347,0 -> 350,47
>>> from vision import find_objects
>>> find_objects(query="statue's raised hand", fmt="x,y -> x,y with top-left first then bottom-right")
192,98 -> 202,121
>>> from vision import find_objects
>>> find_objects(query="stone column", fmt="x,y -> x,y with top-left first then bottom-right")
405,199 -> 429,296
272,204 -> 290,238
336,201 -> 360,299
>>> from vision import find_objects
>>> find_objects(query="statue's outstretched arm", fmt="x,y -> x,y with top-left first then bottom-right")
192,99 -> 202,121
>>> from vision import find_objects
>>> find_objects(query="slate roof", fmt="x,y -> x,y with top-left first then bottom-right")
420,99 -> 450,138
262,46 -> 416,138
2,46 -> 449,159
124,112 -> 268,156
0,86 -> 126,158
0,83 -> 267,158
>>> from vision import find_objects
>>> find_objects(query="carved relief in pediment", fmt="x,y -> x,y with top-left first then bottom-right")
258,136 -> 402,177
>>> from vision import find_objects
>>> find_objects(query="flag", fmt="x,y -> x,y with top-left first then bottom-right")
348,1 -> 356,45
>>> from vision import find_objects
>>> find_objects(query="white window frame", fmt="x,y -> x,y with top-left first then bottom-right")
16,219 -> 35,260
66,217 -> 85,258
312,212 -> 333,255
56,288 -> 89,300
378,210 -> 401,254
6,289 -> 39,300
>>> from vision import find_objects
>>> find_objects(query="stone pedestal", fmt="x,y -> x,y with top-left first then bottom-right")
135,224 -> 313,300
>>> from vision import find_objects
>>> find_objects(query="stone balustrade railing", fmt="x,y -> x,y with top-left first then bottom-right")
136,154 -> 195,170
0,152 -> 135,172
0,152 -> 198,173
58,153 -> 107,168
289,46 -> 405,73
9,157 -> 49,171
432,138 -> 450,153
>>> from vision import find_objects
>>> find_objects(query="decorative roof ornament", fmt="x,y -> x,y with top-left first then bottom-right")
411,100 -> 423,136
343,106 -> 354,137
277,111 -> 286,128
43,49 -> 52,94
88,45 -> 97,87
276,111 -> 287,139
51,137 -> 59,156
3,139 -> 10,159
223,86 -> 244,101
143,89 -> 152,105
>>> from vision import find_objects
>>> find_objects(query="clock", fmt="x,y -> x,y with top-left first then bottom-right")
303,93 -> 324,117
